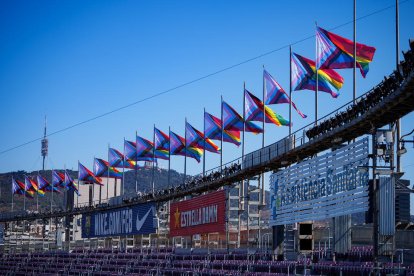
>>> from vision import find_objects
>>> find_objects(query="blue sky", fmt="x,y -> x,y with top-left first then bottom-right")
1,0 -> 413,207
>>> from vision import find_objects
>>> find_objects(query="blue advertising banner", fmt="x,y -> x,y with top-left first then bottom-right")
82,202 -> 157,238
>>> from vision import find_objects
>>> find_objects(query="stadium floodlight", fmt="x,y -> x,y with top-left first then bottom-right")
374,169 -> 393,175
397,144 -> 407,156
358,166 -> 369,173
331,137 -> 342,144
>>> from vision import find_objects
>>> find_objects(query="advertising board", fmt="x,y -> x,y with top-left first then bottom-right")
270,138 -> 369,225
82,202 -> 157,238
170,190 -> 226,237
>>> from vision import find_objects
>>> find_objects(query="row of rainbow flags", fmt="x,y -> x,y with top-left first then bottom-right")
12,26 -> 376,199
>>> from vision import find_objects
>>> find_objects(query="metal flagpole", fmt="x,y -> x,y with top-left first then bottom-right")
168,127 -> 171,189
396,0 -> 401,172
11,176 -> 15,250
315,22 -> 319,126
135,131 -> 138,194
289,46 -> 293,136
203,109 -> 206,176
220,96 -> 224,172
107,144 -> 110,201
11,177 -> 14,212
152,125 -> 156,195
50,171 -> 53,248
50,171 -> 53,213
24,176 -> 26,211
242,83 -> 246,171
241,82 -> 247,247
262,67 -> 266,150
95,157 -> 101,204
184,118 -> 187,184
353,0 -> 357,105
122,138 -> 126,196
259,66 -> 266,248
36,176 -> 39,212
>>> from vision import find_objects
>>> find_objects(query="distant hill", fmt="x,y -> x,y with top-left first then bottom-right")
0,168 -> 270,213
0,167 -> 184,212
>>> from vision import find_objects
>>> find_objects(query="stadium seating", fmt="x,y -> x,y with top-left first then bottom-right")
0,246 -> 412,275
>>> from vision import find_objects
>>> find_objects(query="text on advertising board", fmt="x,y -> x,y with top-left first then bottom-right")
270,138 -> 369,225
170,190 -> 226,237
82,202 -> 156,238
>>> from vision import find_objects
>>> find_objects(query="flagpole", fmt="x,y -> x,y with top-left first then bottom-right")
261,66 -> 266,205
242,83 -> 246,165
135,131 -> 138,194
107,144 -> 110,201
94,157 -> 101,204
24,176 -> 26,211
168,126 -> 171,189
242,82 -> 247,248
36,177 -> 39,212
49,171 -> 53,249
396,0 -> 401,172
289,46 -> 293,136
353,0 -> 357,105
50,171 -> 53,213
260,67 -> 267,249
184,118 -> 187,184
220,96 -> 224,172
203,108 -> 206,176
122,138 -> 126,196
315,22 -> 319,127
152,124 -> 156,195
11,177 -> 14,212
262,67 -> 266,150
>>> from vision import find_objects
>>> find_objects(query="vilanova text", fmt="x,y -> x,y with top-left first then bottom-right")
94,209 -> 133,236
278,164 -> 369,207
181,205 -> 218,228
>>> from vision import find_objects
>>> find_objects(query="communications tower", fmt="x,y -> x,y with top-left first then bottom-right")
41,116 -> 48,171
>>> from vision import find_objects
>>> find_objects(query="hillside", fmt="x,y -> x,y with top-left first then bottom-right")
0,167 -> 184,213
0,168 -> 270,213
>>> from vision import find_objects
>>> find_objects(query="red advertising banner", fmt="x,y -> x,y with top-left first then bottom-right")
170,190 -> 226,237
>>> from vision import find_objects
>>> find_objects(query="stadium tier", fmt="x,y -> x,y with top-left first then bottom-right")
0,247 -> 411,275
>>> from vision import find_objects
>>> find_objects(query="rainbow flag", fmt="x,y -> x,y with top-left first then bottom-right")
316,26 -> 376,78
52,170 -> 65,189
204,112 -> 241,146
93,158 -> 122,178
108,147 -> 136,169
245,89 -> 290,127
170,130 -> 202,162
136,136 -> 157,161
291,52 -> 344,98
37,174 -> 60,193
185,122 -> 220,154
154,128 -> 169,160
12,177 -> 25,195
264,70 -> 307,118
64,170 -> 80,196
222,101 -> 263,134
78,162 -> 103,185
25,175 -> 44,196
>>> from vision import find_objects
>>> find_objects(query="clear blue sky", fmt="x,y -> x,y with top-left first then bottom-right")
1,0 -> 413,207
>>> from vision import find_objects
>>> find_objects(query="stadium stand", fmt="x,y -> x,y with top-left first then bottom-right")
0,246 -> 411,275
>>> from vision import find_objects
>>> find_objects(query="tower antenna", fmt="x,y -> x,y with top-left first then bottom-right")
41,116 -> 48,171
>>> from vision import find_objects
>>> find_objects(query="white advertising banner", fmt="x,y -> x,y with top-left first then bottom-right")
270,138 -> 369,225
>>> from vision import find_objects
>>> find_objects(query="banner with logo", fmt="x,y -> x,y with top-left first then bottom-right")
82,202 -> 157,238
170,190 -> 226,237
270,138 -> 369,225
